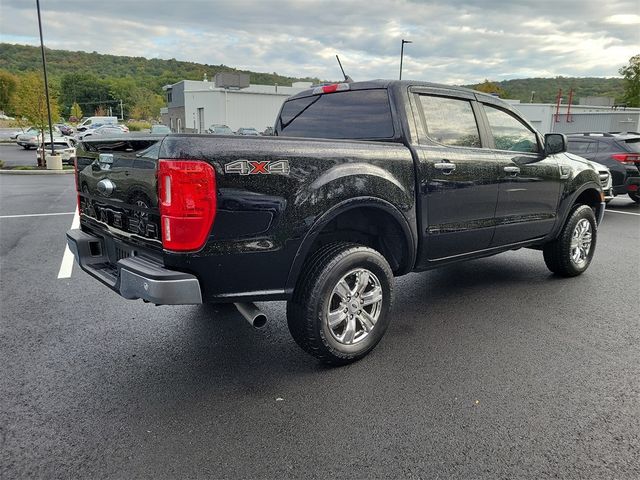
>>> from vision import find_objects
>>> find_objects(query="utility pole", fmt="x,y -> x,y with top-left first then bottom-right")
120,99 -> 124,120
36,0 -> 55,158
399,39 -> 412,80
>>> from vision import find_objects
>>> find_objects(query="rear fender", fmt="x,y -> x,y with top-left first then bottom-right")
285,197 -> 416,293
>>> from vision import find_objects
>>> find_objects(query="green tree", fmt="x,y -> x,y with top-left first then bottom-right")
59,72 -> 113,117
13,72 -> 60,165
0,69 -> 17,114
619,54 -> 640,107
70,101 -> 83,122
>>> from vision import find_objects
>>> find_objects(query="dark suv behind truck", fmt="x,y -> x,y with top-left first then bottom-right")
67,80 -> 605,364
567,132 -> 640,203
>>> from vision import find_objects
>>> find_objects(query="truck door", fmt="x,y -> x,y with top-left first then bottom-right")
410,90 -> 501,263
477,99 -> 562,246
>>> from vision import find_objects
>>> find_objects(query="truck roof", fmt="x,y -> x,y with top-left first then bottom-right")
287,79 -> 500,102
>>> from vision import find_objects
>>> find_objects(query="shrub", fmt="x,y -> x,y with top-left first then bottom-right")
127,120 -> 152,131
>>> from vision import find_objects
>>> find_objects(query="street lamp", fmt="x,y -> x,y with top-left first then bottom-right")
36,0 -> 55,159
399,39 -> 412,80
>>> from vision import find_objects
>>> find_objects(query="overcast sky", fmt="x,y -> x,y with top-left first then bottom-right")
1,0 -> 638,84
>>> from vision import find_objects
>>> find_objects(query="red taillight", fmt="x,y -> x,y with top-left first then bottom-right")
611,153 -> 640,165
157,159 -> 216,252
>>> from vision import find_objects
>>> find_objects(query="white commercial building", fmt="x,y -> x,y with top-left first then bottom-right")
505,100 -> 640,134
161,76 -> 313,134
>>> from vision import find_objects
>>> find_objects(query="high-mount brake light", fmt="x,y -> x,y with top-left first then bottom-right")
611,153 -> 640,165
312,83 -> 350,95
158,159 -> 217,252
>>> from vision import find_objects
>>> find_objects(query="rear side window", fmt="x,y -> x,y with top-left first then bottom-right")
277,89 -> 394,139
567,141 -> 595,154
418,95 -> 481,148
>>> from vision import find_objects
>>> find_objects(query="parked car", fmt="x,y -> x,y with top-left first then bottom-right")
567,133 -> 640,203
76,116 -> 119,132
54,123 -> 75,136
17,126 -> 62,149
73,125 -> 127,143
262,126 -> 274,136
68,80 -> 605,365
150,124 -> 171,134
236,127 -> 260,136
207,124 -> 233,135
36,138 -> 76,165
10,126 -> 36,140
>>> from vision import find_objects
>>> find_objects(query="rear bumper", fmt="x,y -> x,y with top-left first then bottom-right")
66,229 -> 202,304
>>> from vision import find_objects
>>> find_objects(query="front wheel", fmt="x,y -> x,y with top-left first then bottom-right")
543,204 -> 597,277
287,242 -> 394,365
629,191 -> 640,204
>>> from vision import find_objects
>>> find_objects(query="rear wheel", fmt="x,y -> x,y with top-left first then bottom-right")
543,204 -> 597,277
629,191 -> 640,204
287,242 -> 394,365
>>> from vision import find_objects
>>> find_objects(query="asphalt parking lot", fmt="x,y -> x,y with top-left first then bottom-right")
1,174 -> 638,479
0,143 -> 39,167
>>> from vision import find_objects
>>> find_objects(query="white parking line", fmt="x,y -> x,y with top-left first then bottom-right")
606,210 -> 640,217
0,211 -> 75,219
57,209 -> 80,279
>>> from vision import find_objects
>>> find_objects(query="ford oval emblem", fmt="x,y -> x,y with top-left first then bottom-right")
97,179 -> 116,197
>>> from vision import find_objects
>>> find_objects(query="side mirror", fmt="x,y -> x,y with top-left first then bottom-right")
544,133 -> 567,155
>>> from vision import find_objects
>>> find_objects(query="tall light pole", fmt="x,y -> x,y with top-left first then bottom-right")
36,0 -> 55,158
399,39 -> 412,80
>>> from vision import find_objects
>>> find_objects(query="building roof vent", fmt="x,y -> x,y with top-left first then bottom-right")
214,72 -> 250,89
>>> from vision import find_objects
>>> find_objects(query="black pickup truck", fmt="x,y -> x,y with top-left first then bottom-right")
67,80 -> 606,364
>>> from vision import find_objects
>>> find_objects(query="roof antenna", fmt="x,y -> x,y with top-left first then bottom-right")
336,55 -> 354,83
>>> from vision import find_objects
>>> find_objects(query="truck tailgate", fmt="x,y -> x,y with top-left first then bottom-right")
76,137 -> 162,251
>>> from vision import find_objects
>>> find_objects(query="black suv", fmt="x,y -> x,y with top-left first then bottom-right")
567,133 -> 640,203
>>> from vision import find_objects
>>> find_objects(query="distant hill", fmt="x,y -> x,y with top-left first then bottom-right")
465,77 -> 625,104
0,43 -> 321,92
0,43 -> 626,118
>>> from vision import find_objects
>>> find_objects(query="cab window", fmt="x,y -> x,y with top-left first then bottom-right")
418,95 -> 481,148
483,105 -> 539,153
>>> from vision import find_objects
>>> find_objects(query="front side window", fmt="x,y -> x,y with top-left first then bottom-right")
418,95 -> 481,148
484,105 -> 539,153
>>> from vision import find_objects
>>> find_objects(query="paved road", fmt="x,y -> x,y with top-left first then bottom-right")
1,175 -> 639,479
0,143 -> 39,167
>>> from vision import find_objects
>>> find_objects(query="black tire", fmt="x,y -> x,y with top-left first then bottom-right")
629,191 -> 640,204
543,204 -> 597,277
287,242 -> 394,365
22,145 -> 30,150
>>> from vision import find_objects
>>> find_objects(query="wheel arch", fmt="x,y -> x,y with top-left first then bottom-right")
285,197 -> 417,293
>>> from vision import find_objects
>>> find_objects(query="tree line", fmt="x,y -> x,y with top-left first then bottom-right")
0,43 -> 320,122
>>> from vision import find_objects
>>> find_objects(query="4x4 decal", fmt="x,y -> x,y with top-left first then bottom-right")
224,159 -> 290,175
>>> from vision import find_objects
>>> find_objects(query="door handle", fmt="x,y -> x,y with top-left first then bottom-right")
124,170 -> 130,176
504,166 -> 520,176
434,162 -> 456,174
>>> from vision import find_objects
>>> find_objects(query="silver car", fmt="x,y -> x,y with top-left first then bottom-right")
17,126 -> 62,149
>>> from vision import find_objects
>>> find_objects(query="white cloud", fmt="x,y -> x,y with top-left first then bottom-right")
0,0 -> 638,84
